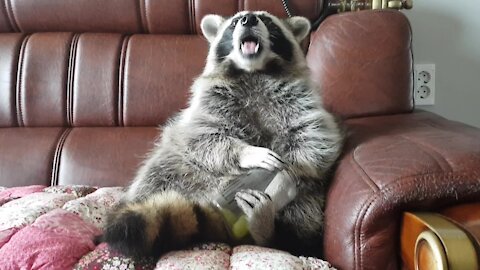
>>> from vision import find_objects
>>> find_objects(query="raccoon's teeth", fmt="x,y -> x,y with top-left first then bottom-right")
241,41 -> 258,55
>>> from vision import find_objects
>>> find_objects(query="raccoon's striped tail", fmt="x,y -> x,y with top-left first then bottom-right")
101,190 -> 229,258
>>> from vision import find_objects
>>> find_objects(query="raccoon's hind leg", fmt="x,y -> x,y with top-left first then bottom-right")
101,190 -> 229,258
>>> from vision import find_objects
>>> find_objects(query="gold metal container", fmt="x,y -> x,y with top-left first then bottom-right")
328,0 -> 413,13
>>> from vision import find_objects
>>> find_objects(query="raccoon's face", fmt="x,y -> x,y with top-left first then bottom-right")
201,11 -> 311,73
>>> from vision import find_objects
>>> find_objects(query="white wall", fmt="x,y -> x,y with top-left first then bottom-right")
403,1 -> 480,128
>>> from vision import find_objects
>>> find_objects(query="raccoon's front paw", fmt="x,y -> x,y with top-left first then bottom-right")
239,146 -> 284,171
235,189 -> 275,246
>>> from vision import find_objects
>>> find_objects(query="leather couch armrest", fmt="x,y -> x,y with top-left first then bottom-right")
324,111 -> 480,270
307,10 -> 414,119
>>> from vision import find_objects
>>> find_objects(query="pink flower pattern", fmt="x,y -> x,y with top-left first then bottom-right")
0,208 -> 102,269
62,187 -> 125,228
74,243 -> 156,270
0,192 -> 75,231
156,249 -> 230,270
44,185 -> 98,197
0,185 -> 46,206
0,186 -> 335,270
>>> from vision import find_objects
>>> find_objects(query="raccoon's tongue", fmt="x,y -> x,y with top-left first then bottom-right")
241,41 -> 259,55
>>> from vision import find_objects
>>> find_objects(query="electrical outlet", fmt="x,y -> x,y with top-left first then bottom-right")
414,64 -> 435,105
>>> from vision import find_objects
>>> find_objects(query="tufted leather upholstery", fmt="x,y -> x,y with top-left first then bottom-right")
1,1 -> 480,269
0,0 -> 323,33
0,32 -> 208,186
0,34 -> 208,127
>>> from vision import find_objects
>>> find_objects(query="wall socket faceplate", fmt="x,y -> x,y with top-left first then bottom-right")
414,64 -> 435,106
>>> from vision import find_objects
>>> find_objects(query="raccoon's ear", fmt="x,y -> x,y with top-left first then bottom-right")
284,16 -> 311,42
201,15 -> 225,43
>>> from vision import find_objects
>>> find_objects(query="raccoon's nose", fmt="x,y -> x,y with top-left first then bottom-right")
240,14 -> 258,27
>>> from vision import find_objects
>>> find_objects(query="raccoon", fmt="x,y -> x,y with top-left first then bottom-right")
101,11 -> 344,258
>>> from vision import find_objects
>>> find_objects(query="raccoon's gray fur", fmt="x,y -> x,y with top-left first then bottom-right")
102,11 -> 344,258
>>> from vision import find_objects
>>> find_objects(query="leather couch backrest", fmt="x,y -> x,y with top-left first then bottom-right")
0,0 -> 324,187
0,0 -> 323,34
0,0 -> 324,128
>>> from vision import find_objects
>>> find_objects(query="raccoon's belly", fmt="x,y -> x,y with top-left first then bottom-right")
231,109 -> 285,149
171,156 -> 236,198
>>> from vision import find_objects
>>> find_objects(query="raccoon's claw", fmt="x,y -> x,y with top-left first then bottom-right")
235,189 -> 275,245
239,146 -> 284,171
235,189 -> 273,216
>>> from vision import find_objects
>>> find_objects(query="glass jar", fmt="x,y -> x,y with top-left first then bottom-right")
212,168 -> 297,240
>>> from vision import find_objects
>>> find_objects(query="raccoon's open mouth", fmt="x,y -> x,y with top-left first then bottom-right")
240,35 -> 261,58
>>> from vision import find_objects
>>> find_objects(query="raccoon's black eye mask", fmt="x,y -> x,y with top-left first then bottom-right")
230,17 -> 240,28
200,12 -> 311,67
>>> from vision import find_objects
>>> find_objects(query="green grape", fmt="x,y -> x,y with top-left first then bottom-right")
221,208 -> 237,227
232,215 -> 249,239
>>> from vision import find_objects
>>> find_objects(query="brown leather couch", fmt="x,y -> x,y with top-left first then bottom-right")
1,1 -> 479,269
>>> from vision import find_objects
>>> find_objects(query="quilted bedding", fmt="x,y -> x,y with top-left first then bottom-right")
0,185 -> 335,270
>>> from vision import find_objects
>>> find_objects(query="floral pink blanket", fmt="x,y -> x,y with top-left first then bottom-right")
0,185 -> 335,270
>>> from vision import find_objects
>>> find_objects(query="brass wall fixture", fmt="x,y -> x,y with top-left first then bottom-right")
328,0 -> 413,13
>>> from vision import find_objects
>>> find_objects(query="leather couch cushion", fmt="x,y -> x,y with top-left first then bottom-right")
71,34 -> 124,127
122,35 -> 207,126
0,34 -> 23,127
0,128 -> 64,187
55,127 -> 158,187
0,127 -> 158,187
19,33 -> 72,126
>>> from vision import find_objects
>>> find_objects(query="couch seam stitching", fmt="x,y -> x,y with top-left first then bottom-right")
355,170 -> 480,269
4,0 -> 19,32
50,128 -> 73,186
188,0 -> 193,34
118,35 -> 130,127
67,34 -> 79,127
190,0 -> 197,34
139,0 -> 149,33
354,189 -> 373,270
113,35 -> 124,126
10,34 -> 25,127
351,149 -> 380,191
15,34 -> 30,127
133,0 -> 144,33
1,0 -> 13,31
